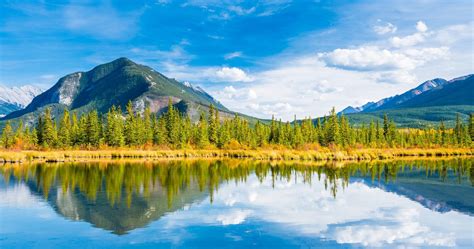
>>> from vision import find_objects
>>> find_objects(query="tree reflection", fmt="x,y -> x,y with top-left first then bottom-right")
0,158 -> 472,234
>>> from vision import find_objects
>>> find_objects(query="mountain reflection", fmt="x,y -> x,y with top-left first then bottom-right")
1,158 -> 472,235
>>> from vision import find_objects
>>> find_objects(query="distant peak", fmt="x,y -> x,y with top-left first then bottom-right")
449,74 -> 473,83
114,57 -> 133,63
111,57 -> 137,66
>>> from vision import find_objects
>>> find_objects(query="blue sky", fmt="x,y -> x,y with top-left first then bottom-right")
0,0 -> 473,120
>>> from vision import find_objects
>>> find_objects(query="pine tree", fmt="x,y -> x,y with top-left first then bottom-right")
14,120 -> 25,147
58,109 -> 71,147
339,114 -> 350,147
106,106 -> 125,147
143,106 -> 153,144
30,128 -> 38,147
454,114 -> 462,144
197,112 -> 209,148
153,116 -> 167,145
439,120 -> 446,145
208,104 -> 219,144
125,101 -> 138,146
325,108 -> 340,145
1,121 -> 14,149
70,112 -> 80,146
469,113 -> 474,141
40,107 -> 57,148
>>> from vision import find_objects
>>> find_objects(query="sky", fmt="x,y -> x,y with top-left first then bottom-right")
0,0 -> 473,120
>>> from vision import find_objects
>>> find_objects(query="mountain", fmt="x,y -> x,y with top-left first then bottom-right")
0,85 -> 43,117
341,78 -> 450,114
398,75 -> 474,108
340,74 -> 474,127
2,58 -> 239,123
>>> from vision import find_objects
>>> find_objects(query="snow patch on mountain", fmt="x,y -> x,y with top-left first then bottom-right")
0,84 -> 43,107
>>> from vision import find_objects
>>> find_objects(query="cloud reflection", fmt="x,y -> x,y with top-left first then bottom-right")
160,174 -> 472,248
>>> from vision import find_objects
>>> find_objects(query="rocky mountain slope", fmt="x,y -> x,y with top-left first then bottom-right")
341,78 -> 451,114
2,58 -> 238,123
340,74 -> 474,127
0,85 -> 43,117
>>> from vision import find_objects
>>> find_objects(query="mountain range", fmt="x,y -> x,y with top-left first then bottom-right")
0,85 -> 43,117
1,57 -> 472,128
340,74 -> 473,127
341,75 -> 473,114
2,58 -> 257,125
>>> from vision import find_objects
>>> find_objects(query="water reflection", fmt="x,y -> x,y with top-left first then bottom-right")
0,158 -> 473,248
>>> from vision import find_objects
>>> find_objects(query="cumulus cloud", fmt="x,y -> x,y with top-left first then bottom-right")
215,67 -> 253,82
247,102 -> 296,117
155,174 -> 470,248
0,184 -> 40,208
216,209 -> 252,225
390,21 -> 430,48
215,86 -> 258,101
144,21 -> 467,120
374,21 -> 397,35
416,21 -> 428,32
390,33 -> 426,47
319,46 -> 417,71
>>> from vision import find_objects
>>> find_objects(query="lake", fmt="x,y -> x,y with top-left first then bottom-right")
0,159 -> 473,248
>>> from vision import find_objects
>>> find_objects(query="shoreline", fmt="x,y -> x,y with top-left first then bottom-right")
1,148 -> 472,163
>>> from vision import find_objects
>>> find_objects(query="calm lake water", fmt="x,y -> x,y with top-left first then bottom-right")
0,159 -> 473,248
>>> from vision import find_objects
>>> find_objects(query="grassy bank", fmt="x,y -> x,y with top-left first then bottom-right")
0,148 -> 473,163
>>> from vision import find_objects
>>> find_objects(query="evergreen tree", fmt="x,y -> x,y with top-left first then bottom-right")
208,104 -> 219,145
454,114 -> 462,144
70,112 -> 80,146
469,113 -> 474,141
325,108 -> 340,145
1,121 -> 14,149
197,112 -> 209,148
58,109 -> 71,147
105,106 -> 123,147
39,107 -> 57,148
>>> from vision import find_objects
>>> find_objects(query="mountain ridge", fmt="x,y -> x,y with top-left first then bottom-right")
3,58 -> 230,122
0,85 -> 43,117
340,77 -> 457,114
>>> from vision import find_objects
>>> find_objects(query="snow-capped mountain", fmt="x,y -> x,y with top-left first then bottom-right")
340,78 -> 451,114
0,85 -> 43,117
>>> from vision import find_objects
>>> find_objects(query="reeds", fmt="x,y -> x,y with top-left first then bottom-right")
0,148 -> 472,163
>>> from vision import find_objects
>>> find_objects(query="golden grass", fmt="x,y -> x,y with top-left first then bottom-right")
0,147 -> 472,163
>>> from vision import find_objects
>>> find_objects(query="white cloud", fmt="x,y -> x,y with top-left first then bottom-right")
390,21 -> 430,48
434,23 -> 473,44
390,33 -> 426,47
0,184 -> 40,208
228,6 -> 256,16
224,51 -> 243,60
155,174 -> 472,248
247,102 -> 296,117
215,86 -> 258,102
216,209 -> 252,225
137,22 -> 468,121
247,89 -> 257,99
416,20 -> 428,32
215,67 -> 253,82
374,22 -> 397,35
319,46 -> 418,71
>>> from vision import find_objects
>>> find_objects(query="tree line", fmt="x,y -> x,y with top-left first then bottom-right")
1,100 -> 473,149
